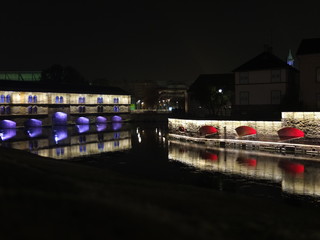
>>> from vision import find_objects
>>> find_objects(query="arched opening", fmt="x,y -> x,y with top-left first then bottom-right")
277,127 -> 304,140
0,120 -> 16,129
52,112 -> 68,126
112,115 -> 122,122
235,126 -> 257,137
96,116 -> 107,124
76,117 -> 89,125
25,119 -> 42,128
199,126 -> 218,136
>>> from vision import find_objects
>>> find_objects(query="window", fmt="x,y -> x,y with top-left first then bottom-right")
6,95 -> 11,103
317,68 -> 320,82
97,97 -> 103,104
28,106 -> 33,114
239,72 -> 249,84
271,70 -> 281,82
113,98 -> 119,104
0,95 -> 4,103
271,90 -> 281,104
55,96 -> 60,103
33,96 -> 37,103
33,106 -> 38,114
5,106 -> 10,114
59,96 -> 64,103
239,92 -> 249,105
97,106 -> 103,113
28,95 -> 33,103
0,106 -> 5,114
113,106 -> 119,112
79,106 -> 86,113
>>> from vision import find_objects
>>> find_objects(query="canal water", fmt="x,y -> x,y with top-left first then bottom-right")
2,122 -> 320,206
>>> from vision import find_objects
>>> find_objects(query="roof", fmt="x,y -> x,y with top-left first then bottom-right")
189,73 -> 234,92
0,80 -> 130,95
296,38 -> 320,55
233,51 -> 295,72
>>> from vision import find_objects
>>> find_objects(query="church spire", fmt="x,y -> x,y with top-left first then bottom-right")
287,49 -> 294,66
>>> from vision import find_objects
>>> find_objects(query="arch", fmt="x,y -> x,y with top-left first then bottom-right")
96,116 -> 107,124
25,119 -> 42,128
199,126 -> 218,136
235,126 -> 257,137
55,96 -> 60,103
0,120 -> 16,129
76,117 -> 90,125
112,115 -> 122,122
52,112 -> 68,126
27,106 -> 33,114
277,127 -> 304,140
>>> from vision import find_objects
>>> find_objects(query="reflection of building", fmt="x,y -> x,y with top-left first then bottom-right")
296,38 -> 320,110
233,49 -> 299,120
0,81 -> 131,127
169,140 -> 320,197
0,71 -> 41,81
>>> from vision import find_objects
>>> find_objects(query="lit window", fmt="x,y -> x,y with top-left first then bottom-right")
113,106 -> 119,112
33,95 -> 37,103
239,91 -> 249,105
78,97 -> 82,104
55,96 -> 60,103
59,96 -> 63,103
0,106 -> 5,114
28,95 -> 33,103
271,90 -> 281,104
0,95 -> 4,103
5,106 -> 10,114
28,106 -> 33,114
239,72 -> 249,84
114,98 -> 119,104
6,95 -> 11,103
33,106 -> 38,114
271,70 -> 281,82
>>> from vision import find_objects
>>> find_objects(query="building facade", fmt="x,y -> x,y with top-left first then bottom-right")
296,38 -> 320,110
233,50 -> 299,120
0,81 -> 131,128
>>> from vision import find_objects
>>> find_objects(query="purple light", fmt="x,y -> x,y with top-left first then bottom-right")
0,128 -> 16,141
26,127 -> 43,138
76,117 -> 90,125
112,115 -> 122,122
0,120 -> 16,129
25,119 -> 42,128
76,124 -> 89,133
96,123 -> 107,132
52,112 -> 68,126
52,126 -> 68,144
112,122 -> 122,131
96,116 -> 107,124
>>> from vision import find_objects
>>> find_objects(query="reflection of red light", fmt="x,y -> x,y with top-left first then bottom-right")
277,127 -> 304,140
200,152 -> 218,161
279,161 -> 304,174
235,126 -> 257,137
237,157 -> 257,167
199,126 -> 218,136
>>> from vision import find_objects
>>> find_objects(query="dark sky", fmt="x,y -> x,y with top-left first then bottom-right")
1,1 -> 320,85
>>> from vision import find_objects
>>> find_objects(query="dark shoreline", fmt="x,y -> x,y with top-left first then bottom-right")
1,146 -> 320,240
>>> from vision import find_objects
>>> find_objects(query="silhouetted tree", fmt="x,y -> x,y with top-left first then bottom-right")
41,64 -> 87,84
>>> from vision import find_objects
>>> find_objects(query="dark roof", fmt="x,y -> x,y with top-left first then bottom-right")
296,38 -> 320,55
0,80 -> 130,95
233,51 -> 294,72
189,73 -> 234,92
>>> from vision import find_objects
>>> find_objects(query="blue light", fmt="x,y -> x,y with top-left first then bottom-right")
76,124 -> 89,134
52,112 -> 68,126
26,127 -> 42,138
25,119 -> 42,128
0,128 -> 16,141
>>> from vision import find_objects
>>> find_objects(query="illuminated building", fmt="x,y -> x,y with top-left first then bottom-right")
0,80 -> 131,127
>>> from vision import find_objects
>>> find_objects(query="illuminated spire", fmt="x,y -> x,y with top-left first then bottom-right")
287,49 -> 294,66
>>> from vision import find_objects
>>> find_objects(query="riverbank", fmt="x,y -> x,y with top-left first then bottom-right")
1,147 -> 320,240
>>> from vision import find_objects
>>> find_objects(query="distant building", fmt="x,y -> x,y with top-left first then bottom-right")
296,38 -> 320,110
158,83 -> 188,113
233,50 -> 299,120
188,74 -> 234,117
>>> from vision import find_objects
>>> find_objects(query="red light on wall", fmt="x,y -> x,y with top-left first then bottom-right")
235,126 -> 257,137
199,126 -> 218,136
277,127 -> 304,140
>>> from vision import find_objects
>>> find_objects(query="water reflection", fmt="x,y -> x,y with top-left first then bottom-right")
0,128 -> 17,141
112,122 -> 122,131
26,127 -> 42,138
76,124 -> 89,134
169,140 -> 320,198
53,126 -> 68,144
96,123 -> 107,132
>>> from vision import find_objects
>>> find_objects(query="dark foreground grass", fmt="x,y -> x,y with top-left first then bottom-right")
1,147 -> 320,240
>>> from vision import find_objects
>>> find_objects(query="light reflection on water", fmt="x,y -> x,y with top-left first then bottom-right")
169,139 -> 320,198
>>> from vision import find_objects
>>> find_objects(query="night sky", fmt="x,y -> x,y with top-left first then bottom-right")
1,1 -> 320,85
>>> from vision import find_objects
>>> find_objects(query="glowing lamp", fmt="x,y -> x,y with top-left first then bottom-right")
235,126 -> 257,137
